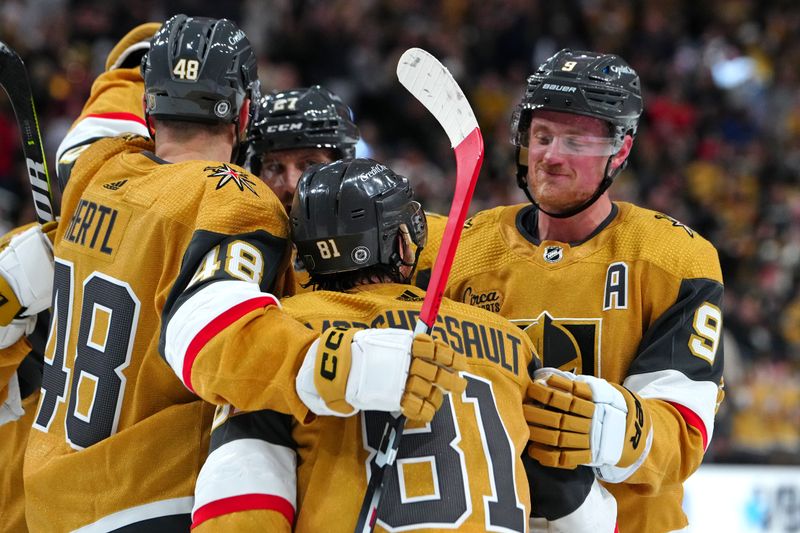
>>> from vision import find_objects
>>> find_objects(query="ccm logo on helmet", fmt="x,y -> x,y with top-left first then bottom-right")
266,123 -> 303,133
542,84 -> 577,93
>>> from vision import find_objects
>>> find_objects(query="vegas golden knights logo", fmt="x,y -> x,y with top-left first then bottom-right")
512,311 -> 601,376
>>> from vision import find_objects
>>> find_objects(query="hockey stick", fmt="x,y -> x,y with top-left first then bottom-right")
0,42 -> 57,223
354,47 -> 483,533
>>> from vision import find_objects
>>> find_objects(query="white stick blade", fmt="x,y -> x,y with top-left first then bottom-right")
397,48 -> 478,148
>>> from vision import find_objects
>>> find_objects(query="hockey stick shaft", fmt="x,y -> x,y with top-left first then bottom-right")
0,42 -> 56,223
354,48 -> 483,533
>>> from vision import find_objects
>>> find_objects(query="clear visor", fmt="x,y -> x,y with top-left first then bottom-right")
525,131 -> 620,156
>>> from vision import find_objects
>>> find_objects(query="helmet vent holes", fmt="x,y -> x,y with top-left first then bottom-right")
585,88 -> 625,110
351,209 -> 365,219
197,27 -> 213,58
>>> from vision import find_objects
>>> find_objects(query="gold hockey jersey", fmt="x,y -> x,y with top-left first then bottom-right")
193,284 -> 541,532
25,62 -> 312,531
445,202 -> 724,533
0,338 -> 36,533
0,222 -> 53,533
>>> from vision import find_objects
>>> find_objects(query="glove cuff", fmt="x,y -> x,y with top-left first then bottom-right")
610,384 -> 652,468
346,328 -> 413,412
313,327 -> 358,415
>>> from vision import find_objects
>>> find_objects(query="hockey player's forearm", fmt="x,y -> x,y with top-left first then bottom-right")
192,512 -> 292,533
614,398 -> 707,494
162,281 -> 316,419
193,408 -> 296,531
55,67 -> 150,186
0,338 -> 31,405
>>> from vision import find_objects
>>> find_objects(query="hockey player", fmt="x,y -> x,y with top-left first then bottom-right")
191,158 -> 618,533
242,85 -> 445,291
15,16 -> 457,531
243,86 -> 359,292
0,222 -> 54,532
244,85 -> 360,214
445,49 -> 724,533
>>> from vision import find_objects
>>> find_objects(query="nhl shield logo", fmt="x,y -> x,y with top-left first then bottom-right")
543,245 -> 563,263
352,246 -> 371,265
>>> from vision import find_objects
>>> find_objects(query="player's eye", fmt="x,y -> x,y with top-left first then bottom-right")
261,162 -> 287,183
262,161 -> 284,174
564,136 -> 588,150
298,159 -> 324,171
532,132 -> 554,146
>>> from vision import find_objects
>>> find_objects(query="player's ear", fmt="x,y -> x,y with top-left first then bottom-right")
610,135 -> 634,173
142,95 -> 155,138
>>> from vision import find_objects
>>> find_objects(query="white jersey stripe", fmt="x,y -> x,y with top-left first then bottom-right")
56,113 -> 149,163
72,496 -> 193,532
193,438 -> 297,521
623,369 -> 718,448
163,280 -> 279,391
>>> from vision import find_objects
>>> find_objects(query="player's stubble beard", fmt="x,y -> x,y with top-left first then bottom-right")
530,162 -> 594,215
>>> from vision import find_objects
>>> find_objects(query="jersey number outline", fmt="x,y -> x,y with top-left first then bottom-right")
363,374 -> 525,532
34,258 -> 141,450
689,302 -> 722,364
188,240 -> 265,287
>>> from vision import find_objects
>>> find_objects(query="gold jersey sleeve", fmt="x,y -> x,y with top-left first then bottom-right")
0,222 -> 56,533
195,284 -> 539,532
56,66 -> 150,186
193,510 -> 292,533
0,338 -> 31,407
446,201 -> 724,533
0,338 -> 35,533
0,391 -> 38,532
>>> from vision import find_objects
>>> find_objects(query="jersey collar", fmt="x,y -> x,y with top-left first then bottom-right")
516,202 -> 619,247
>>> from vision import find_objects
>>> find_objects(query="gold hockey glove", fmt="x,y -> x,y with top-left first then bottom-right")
298,327 -> 467,423
401,333 -> 467,422
525,368 -> 652,477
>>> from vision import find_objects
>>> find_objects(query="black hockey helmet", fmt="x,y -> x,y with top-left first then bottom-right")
510,49 -> 643,217
244,86 -> 360,173
141,14 -> 259,126
291,158 -> 426,275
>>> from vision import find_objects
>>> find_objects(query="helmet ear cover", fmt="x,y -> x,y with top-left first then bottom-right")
290,158 -> 426,277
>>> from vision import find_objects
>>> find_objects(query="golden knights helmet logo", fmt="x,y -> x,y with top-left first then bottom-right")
513,311 -> 601,375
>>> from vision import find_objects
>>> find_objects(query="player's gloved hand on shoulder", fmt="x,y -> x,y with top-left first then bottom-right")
0,224 -> 55,326
296,327 -> 467,423
524,368 -> 652,482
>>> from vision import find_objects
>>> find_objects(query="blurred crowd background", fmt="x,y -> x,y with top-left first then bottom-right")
1,0 -> 799,464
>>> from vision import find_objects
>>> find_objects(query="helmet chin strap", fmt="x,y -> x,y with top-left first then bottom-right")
395,231 -> 423,283
516,148 -> 623,219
